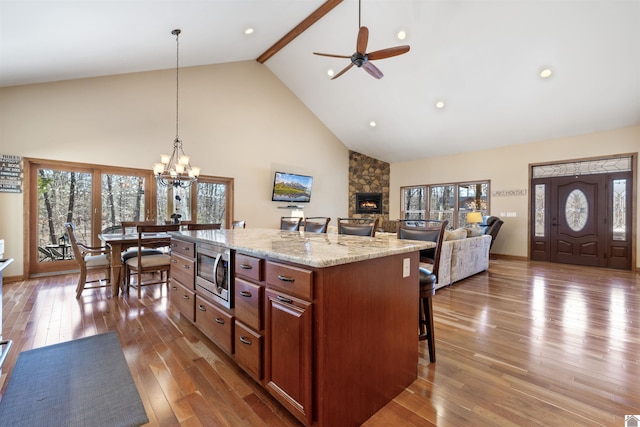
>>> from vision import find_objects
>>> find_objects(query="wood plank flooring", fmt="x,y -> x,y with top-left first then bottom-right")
1,259 -> 639,426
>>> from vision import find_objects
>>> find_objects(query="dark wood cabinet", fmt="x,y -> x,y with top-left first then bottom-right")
264,288 -> 313,425
234,320 -> 263,382
195,295 -> 234,355
169,237 -> 235,357
168,279 -> 195,322
171,235 -> 421,427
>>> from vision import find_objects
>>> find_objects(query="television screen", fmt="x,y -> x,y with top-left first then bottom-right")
272,172 -> 313,203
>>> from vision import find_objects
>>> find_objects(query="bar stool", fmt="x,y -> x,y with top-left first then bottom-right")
397,219 -> 448,362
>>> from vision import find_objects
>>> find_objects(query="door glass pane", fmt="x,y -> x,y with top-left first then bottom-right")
101,174 -> 146,233
401,186 -> 426,220
535,184 -> 545,237
430,185 -> 455,224
565,189 -> 588,232
612,179 -> 626,241
37,168 -> 92,262
196,182 -> 227,226
157,185 -> 192,224
458,183 -> 488,227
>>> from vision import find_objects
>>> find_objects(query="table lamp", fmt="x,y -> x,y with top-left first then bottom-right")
466,211 -> 483,234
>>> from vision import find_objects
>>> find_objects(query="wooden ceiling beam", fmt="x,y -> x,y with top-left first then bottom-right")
256,0 -> 343,63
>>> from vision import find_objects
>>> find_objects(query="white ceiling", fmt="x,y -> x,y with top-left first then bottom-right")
1,0 -> 639,163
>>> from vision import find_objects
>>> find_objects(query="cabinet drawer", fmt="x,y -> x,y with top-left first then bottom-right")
171,239 -> 195,258
236,253 -> 262,282
235,278 -> 263,332
234,321 -> 263,382
170,253 -> 195,287
169,279 -> 195,322
195,295 -> 234,356
265,261 -> 313,301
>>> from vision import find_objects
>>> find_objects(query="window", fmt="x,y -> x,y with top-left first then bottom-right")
401,180 -> 490,228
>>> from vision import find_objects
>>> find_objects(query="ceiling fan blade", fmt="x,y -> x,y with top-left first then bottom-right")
362,61 -> 383,79
367,45 -> 410,61
357,26 -> 369,54
331,63 -> 355,80
313,52 -> 352,59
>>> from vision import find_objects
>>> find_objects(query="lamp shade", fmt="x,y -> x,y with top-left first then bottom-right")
466,212 -> 483,224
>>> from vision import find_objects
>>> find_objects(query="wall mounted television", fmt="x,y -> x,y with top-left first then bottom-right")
272,171 -> 313,203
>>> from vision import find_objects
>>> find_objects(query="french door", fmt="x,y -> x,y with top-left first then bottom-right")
530,156 -> 634,270
27,159 -> 155,276
27,158 -> 234,277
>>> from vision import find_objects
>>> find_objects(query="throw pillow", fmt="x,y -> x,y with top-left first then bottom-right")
466,227 -> 483,237
444,228 -> 467,241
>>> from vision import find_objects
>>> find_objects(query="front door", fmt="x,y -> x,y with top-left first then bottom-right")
549,175 -> 607,267
531,168 -> 633,270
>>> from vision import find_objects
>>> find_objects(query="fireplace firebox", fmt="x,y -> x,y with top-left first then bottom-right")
355,192 -> 383,214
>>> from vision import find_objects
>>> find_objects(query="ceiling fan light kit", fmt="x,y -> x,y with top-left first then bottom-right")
313,0 -> 410,80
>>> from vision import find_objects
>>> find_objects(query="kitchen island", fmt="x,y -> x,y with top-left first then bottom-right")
169,228 -> 432,427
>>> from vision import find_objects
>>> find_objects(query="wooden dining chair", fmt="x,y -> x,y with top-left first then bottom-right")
186,223 -> 221,230
397,219 -> 449,362
125,224 -> 179,298
64,222 -> 111,298
280,217 -> 303,231
337,217 -> 378,237
303,217 -> 331,233
120,221 -> 164,286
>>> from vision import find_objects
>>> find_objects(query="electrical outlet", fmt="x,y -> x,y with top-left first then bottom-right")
403,258 -> 411,278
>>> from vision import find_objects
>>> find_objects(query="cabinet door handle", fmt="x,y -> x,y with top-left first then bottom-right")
276,295 -> 293,304
239,336 -> 252,345
171,243 -> 178,248
182,294 -> 190,300
240,264 -> 252,270
277,275 -> 294,282
183,246 -> 191,252
240,290 -> 252,298
171,286 -> 177,291
215,317 -> 225,324
171,259 -> 178,263
198,305 -> 206,312
183,264 -> 190,269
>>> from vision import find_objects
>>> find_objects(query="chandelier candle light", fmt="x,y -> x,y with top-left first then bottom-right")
153,29 -> 200,188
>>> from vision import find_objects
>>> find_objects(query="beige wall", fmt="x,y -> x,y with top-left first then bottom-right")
390,125 -> 640,268
0,61 -> 349,277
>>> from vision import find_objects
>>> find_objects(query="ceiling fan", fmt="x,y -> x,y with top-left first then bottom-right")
313,0 -> 410,80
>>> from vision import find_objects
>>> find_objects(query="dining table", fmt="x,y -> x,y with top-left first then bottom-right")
99,232 -> 172,297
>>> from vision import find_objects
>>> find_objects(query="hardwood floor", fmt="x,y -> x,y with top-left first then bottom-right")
1,259 -> 639,426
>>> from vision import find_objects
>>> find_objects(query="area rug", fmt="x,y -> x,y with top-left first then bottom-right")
0,331 -> 149,427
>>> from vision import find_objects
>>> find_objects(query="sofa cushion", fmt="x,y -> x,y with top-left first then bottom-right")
444,228 -> 467,241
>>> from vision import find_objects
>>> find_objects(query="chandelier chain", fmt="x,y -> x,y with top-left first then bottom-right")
174,29 -> 180,142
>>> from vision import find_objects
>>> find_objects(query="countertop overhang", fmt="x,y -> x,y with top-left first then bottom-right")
170,229 -> 433,268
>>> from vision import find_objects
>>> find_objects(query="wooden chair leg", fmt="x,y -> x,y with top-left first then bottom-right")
419,295 -> 436,363
76,269 -> 87,298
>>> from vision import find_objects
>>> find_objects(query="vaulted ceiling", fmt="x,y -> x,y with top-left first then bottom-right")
1,0 -> 639,162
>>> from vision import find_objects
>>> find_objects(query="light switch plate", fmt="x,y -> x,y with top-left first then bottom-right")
403,258 -> 410,278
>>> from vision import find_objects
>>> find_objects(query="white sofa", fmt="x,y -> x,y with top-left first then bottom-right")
420,232 -> 491,290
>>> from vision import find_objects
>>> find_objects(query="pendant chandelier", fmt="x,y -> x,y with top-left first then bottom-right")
153,29 -> 200,188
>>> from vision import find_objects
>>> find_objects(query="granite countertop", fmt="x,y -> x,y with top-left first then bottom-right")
171,229 -> 433,268
0,258 -> 14,274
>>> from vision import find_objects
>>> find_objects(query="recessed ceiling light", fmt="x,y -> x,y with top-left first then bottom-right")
327,69 -> 335,78
540,68 -> 552,78
397,30 -> 407,40
435,101 -> 445,109
244,28 -> 254,35
369,121 -> 377,127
